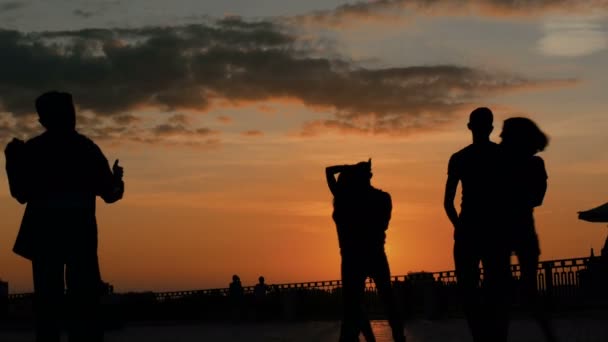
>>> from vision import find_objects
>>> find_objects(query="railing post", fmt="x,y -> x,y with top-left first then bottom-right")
543,262 -> 553,298
0,279 -> 7,318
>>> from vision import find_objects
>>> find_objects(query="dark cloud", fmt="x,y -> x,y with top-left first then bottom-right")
0,17 -> 577,139
0,115 -> 41,143
73,9 -> 95,19
167,113 -> 191,125
295,0 -> 607,25
241,130 -> 264,137
77,117 -> 220,147
111,113 -> 140,125
0,1 -> 27,12
153,123 -> 218,137
151,115 -> 220,142
216,115 -> 233,124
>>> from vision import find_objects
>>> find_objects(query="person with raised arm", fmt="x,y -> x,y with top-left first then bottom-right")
327,160 -> 405,342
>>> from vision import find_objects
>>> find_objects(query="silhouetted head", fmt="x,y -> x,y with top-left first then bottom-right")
351,159 -> 372,188
36,91 -> 76,132
467,107 -> 493,141
258,276 -> 265,284
232,275 -> 240,282
500,117 -> 548,156
335,159 -> 372,196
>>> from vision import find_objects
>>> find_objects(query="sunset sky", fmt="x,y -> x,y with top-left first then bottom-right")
1,0 -> 608,293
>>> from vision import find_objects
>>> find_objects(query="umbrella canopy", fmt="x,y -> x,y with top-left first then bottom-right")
579,202 -> 608,223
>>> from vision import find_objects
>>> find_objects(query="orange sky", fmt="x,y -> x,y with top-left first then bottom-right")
1,2 -> 608,293
1,103 -> 607,293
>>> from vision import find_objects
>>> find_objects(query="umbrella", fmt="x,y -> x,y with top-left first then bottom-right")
579,202 -> 608,259
578,202 -> 608,223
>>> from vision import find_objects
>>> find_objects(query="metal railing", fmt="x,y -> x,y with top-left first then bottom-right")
4,256 -> 605,322
6,256 -> 595,301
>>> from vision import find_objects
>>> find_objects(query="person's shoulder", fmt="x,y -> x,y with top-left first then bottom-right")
74,132 -> 96,144
74,132 -> 103,151
451,144 -> 470,157
448,145 -> 472,167
530,155 -> 544,163
372,187 -> 391,200
25,132 -> 48,146
451,143 -> 478,158
530,155 -> 546,169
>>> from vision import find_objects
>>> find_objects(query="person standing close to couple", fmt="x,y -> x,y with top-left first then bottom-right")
500,117 -> 557,342
4,91 -> 125,342
444,107 -> 556,342
326,159 -> 405,342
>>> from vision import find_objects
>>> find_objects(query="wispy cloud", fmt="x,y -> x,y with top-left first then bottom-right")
241,130 -> 264,137
73,9 -> 95,19
294,0 -> 608,26
0,1 -> 27,12
216,115 -> 233,124
538,14 -> 608,57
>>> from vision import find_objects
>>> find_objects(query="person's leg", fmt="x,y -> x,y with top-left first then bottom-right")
517,238 -> 556,342
65,252 -> 103,342
481,243 -> 512,342
359,304 -> 376,342
370,253 -> 405,342
32,258 -> 65,342
340,255 -> 368,342
454,238 -> 483,342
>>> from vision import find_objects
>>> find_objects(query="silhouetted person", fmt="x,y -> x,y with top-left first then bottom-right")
4,91 -> 124,342
229,274 -> 244,298
499,117 -> 556,342
254,276 -> 268,299
444,107 -> 511,342
254,276 -> 269,320
327,160 -> 405,342
229,275 -> 244,321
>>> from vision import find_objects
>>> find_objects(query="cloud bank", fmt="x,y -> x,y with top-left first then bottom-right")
0,17 -> 577,141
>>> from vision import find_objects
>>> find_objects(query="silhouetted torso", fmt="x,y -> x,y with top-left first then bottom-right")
448,141 -> 500,237
254,283 -> 268,298
332,186 -> 391,256
500,149 -> 547,253
13,130 -> 118,260
501,152 -> 547,220
229,281 -> 244,298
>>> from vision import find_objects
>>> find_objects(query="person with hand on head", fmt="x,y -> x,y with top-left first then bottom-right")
327,159 -> 405,342
4,91 -> 124,342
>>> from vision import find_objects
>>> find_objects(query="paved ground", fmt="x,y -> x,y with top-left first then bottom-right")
2,318 -> 608,342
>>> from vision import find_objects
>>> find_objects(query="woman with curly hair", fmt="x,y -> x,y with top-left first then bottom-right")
500,117 -> 556,342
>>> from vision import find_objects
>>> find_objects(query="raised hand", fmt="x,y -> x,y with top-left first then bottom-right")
112,159 -> 124,180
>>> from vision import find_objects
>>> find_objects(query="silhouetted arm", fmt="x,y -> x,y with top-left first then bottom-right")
444,155 -> 460,229
326,165 -> 348,196
529,157 -> 547,207
380,191 -> 392,231
4,138 -> 28,204
93,144 -> 124,203
444,176 -> 460,228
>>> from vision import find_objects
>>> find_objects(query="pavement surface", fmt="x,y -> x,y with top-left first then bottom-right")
1,318 -> 608,342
